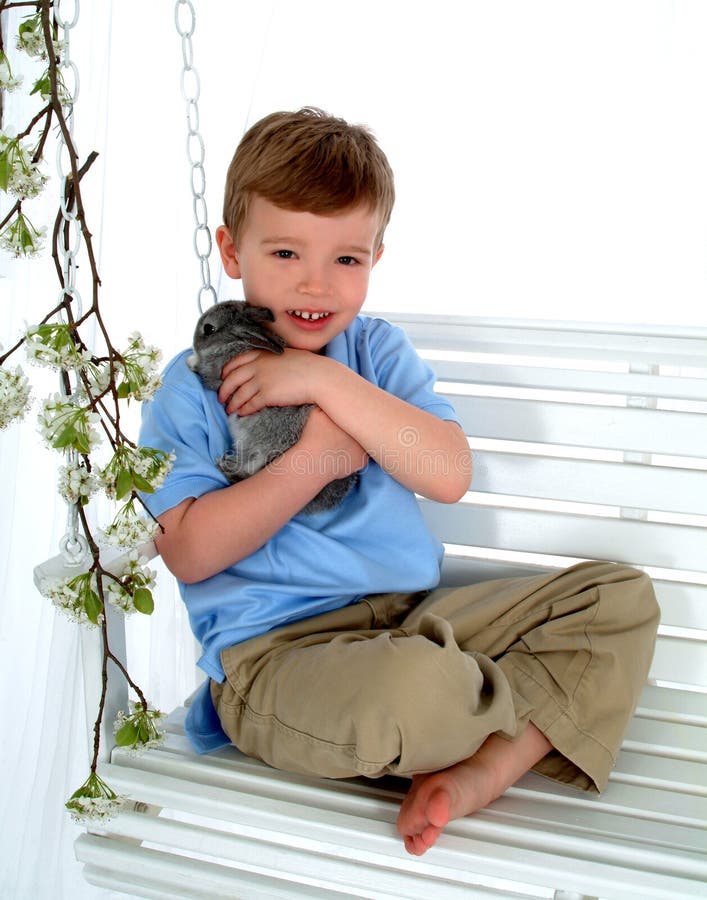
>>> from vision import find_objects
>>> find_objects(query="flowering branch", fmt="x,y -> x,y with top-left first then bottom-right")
1,1 -> 171,823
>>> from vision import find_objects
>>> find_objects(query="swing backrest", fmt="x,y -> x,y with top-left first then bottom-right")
378,312 -> 707,694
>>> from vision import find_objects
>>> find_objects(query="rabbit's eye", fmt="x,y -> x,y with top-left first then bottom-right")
203,323 -> 215,336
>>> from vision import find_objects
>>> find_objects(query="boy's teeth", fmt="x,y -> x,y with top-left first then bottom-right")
289,310 -> 330,321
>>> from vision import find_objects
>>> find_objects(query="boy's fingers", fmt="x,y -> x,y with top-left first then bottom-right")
221,350 -> 260,379
218,366 -> 253,405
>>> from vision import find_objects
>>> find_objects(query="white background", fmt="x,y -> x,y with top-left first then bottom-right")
1,3 -> 706,898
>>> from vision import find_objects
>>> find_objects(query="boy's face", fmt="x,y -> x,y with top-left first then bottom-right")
216,196 -> 384,352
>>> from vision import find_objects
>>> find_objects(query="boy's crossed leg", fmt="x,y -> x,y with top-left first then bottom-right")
213,562 -> 658,855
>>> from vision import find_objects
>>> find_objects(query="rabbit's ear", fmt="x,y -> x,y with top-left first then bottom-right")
245,305 -> 276,324
241,327 -> 285,354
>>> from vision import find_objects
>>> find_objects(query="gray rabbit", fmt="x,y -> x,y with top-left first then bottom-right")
187,301 -> 357,514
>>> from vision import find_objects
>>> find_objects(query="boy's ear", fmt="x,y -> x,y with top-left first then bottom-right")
373,244 -> 385,267
216,225 -> 242,279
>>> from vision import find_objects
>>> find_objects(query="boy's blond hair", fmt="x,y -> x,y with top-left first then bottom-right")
222,107 -> 395,250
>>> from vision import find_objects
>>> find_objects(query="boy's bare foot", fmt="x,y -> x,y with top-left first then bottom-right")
396,724 -> 552,856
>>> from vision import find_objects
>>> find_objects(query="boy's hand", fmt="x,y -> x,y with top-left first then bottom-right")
218,348 -> 319,415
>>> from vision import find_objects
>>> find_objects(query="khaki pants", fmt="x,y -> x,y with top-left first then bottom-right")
211,562 -> 659,792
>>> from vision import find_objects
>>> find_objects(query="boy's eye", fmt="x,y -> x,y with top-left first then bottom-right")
337,256 -> 358,266
274,249 -> 295,259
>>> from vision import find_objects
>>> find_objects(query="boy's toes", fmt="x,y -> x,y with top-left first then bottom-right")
403,824 -> 442,856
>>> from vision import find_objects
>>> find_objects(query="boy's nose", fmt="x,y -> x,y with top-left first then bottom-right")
297,266 -> 331,297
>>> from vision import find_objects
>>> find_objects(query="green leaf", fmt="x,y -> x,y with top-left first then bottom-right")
53,424 -> 77,449
116,382 -> 131,399
84,589 -> 103,624
133,588 -> 154,615
115,721 -> 139,746
30,74 -> 50,98
115,469 -> 133,500
18,17 -> 38,39
132,474 -> 154,494
0,154 -> 10,192
74,429 -> 91,455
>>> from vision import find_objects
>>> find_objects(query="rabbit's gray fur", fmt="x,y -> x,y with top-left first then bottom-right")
187,301 -> 356,514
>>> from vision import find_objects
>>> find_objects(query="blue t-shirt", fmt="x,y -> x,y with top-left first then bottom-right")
139,315 -> 461,751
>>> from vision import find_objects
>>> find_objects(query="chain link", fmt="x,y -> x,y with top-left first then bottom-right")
54,0 -> 89,565
175,0 -> 217,313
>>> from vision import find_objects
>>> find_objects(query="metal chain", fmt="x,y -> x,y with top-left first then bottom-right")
55,0 -> 82,321
175,0 -> 217,313
54,0 -> 89,565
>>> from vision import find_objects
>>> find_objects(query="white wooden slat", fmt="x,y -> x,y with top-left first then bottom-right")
387,311 -> 707,338
651,581 -> 707,633
469,450 -> 707,517
648,635 -> 707,693
444,394 -> 707,458
83,811 -> 495,900
490,777 -> 707,862
420,501 -> 707,576
83,840 -> 358,899
610,748 -> 706,797
96,762 -> 707,900
621,716 -> 706,765
636,684 -> 707,725
429,358 -> 707,404
380,314 -> 707,369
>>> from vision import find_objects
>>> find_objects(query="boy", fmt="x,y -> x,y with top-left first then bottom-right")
140,107 -> 659,856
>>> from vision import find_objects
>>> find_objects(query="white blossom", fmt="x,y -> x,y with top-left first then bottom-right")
15,16 -> 63,61
0,212 -> 46,257
0,364 -> 32,428
16,29 -> 47,60
25,325 -> 91,371
40,575 -> 101,627
65,772 -> 125,824
104,550 -> 156,615
103,511 -> 158,549
78,359 -> 112,398
57,459 -> 98,505
115,333 -> 164,401
113,701 -> 167,754
0,133 -> 48,200
0,50 -> 22,91
98,445 -> 173,499
8,166 -> 48,199
38,393 -> 102,453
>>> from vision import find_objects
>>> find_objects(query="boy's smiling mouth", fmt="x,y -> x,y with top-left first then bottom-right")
287,309 -> 332,321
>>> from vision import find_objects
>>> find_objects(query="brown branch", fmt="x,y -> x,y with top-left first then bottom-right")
0,297 -> 70,365
4,1 -> 158,776
0,198 -> 22,233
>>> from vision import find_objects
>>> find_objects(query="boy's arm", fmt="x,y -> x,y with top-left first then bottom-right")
155,408 -> 367,584
307,360 -> 470,503
220,351 -> 472,503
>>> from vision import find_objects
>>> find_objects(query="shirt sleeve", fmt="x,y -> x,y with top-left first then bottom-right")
138,355 -> 230,519
363,318 -> 462,425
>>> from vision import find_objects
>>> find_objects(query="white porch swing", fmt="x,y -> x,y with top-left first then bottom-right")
33,2 -> 707,897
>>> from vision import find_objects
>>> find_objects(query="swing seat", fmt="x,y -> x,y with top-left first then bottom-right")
50,313 -> 707,899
